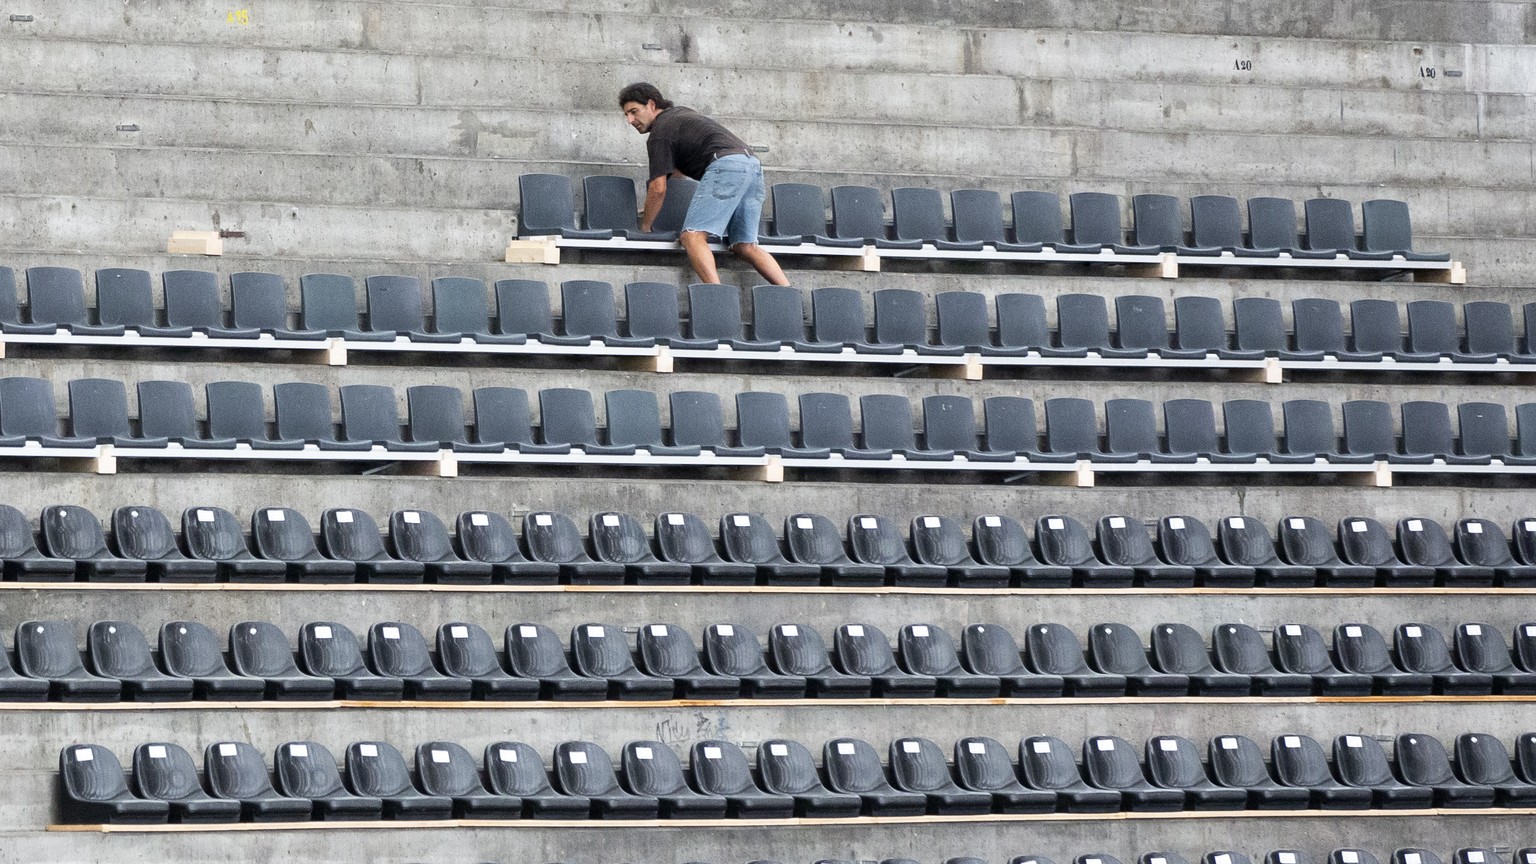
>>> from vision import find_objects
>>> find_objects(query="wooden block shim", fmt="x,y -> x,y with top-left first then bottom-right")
166,231 -> 223,256
504,238 -> 560,264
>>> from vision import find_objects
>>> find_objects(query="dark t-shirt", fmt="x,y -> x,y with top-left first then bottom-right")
645,106 -> 749,182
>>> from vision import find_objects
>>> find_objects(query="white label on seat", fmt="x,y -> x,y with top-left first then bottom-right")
1344,736 -> 1362,747
734,515 -> 751,527
1284,625 -> 1301,635
1228,517 -> 1244,529
1404,855 -> 1421,864
715,624 -> 734,636
1527,521 -> 1536,532
1159,739 -> 1178,751
588,625 -> 604,638
860,517 -> 877,530
403,511 -> 420,524
781,625 -> 799,637
314,625 -> 332,639
1343,853 -> 1359,864
837,742 -> 856,755
1279,855 -> 1297,864
359,744 -> 378,757
451,625 -> 469,639
1152,858 -> 1166,864
267,509 -> 285,521
336,511 -> 354,524
796,517 -> 813,530
602,514 -> 620,527
1047,518 -> 1064,530
1407,519 -> 1423,531
636,747 -> 653,760
1216,855 -> 1232,864
1465,624 -> 1482,636
471,513 -> 489,527
1288,518 -> 1305,530
1524,854 -> 1535,864
1168,517 -> 1185,529
1032,741 -> 1051,754
499,748 -> 517,763
519,625 -> 537,638
704,747 -> 722,759
1405,625 -> 1421,637
911,625 -> 929,638
1468,853 -> 1485,863
902,741 -> 920,753
667,513 -> 684,526
923,516 -> 940,528
984,516 -> 1001,527
1109,517 -> 1126,529
535,514 -> 552,526
1345,626 -> 1362,637
846,625 -> 864,637
1282,736 -> 1301,748
770,744 -> 788,756
431,749 -> 449,763
1095,738 -> 1114,751
1351,521 -> 1367,532
290,744 -> 308,757
75,748 -> 94,762
568,750 -> 587,764
382,626 -> 399,639
1527,625 -> 1536,637
219,743 -> 238,757
147,745 -> 166,759
1467,522 -> 1483,534
1220,738 -> 1238,750
1086,858 -> 1102,864
650,625 -> 668,636
197,509 -> 215,522
968,742 -> 986,754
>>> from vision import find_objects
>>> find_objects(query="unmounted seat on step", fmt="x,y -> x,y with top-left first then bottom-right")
111,504 -> 215,582
1393,732 -> 1495,807
320,507 -> 423,583
1331,733 -> 1433,808
1333,623 -> 1433,695
436,621 -> 539,700
971,514 -> 1072,587
0,503 -> 77,581
387,508 -> 491,584
589,510 -> 691,585
1453,623 -> 1536,694
1272,623 -> 1372,695
522,510 -> 624,584
1158,515 -> 1255,587
1393,622 -> 1491,695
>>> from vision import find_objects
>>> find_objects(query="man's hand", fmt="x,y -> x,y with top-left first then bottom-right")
638,175 -> 668,232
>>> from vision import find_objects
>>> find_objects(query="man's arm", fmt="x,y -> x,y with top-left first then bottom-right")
638,174 -> 667,232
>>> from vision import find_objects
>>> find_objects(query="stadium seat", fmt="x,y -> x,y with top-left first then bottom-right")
1464,301 -> 1531,361
178,505 -> 286,582
1305,199 -> 1391,259
888,736 -> 992,814
1037,514 -> 1135,587
691,740 -> 794,817
16,620 -> 120,701
625,282 -> 714,348
848,514 -> 946,586
337,385 -> 435,453
1361,199 -> 1450,261
1223,399 -> 1312,464
274,741 -> 382,821
363,275 -> 450,342
1103,399 -> 1196,463
823,737 -> 927,815
1291,298 -> 1372,360
159,620 -> 264,700
952,189 -> 1043,252
764,182 -> 857,247
251,507 -> 356,582
1281,400 -> 1373,463
1328,851 -> 1383,864
368,621 -> 470,700
271,382 -> 369,451
133,741 -> 241,823
1150,623 -> 1249,696
106,505 -> 213,583
756,738 -> 862,817
1011,191 -> 1096,252
1144,735 -> 1246,809
604,390 -> 701,457
1273,623 -> 1372,695
470,386 -> 566,453
738,393 -> 831,458
655,512 -> 756,585
1216,516 -> 1313,586
483,741 -> 591,818
1211,623 -> 1313,696
909,515 -> 1010,587
583,176 -> 676,241
1407,300 -> 1494,362
953,735 -> 1056,812
687,283 -> 768,350
429,276 -> 521,344
831,185 -> 917,248
1069,192 -> 1158,253
770,623 -> 871,697
1392,623 -> 1491,695
1098,514 -> 1196,585
344,741 -> 453,820
135,381 -> 230,450
719,513 -> 817,585
570,622 -> 673,700
872,288 -> 960,355
934,291 -> 1025,355
228,272 -> 322,339
1400,401 -> 1486,464
493,280 -> 588,346
65,378 -> 163,449
960,623 -> 1064,697
553,741 -> 659,818
297,621 -> 402,699
86,620 -> 193,701
1189,195 -> 1279,256
1453,624 -> 1536,693
204,740 -> 312,821
1207,733 -> 1310,808
1026,623 -> 1126,696
40,504 -> 146,581
436,621 -> 538,700
891,187 -> 981,250
702,623 -> 806,698
970,514 -> 1072,587
590,511 -> 691,584
1393,733 -> 1495,807
1018,735 -> 1120,811
1087,623 -> 1188,696
1277,515 -> 1375,586
1174,295 -> 1265,359
898,623 -> 1000,697
983,395 -> 1075,461
752,284 -> 838,352
1157,516 -> 1255,587
637,623 -> 740,698
523,510 -> 624,584
203,381 -> 301,451
415,741 -> 519,818
1270,733 -> 1372,808
810,287 -> 897,353
229,621 -> 334,700
1117,295 -> 1210,358
1332,623 -> 1434,694
24,267 -> 122,335
1350,299 -> 1434,361
0,504 -> 73,581
385,508 -> 491,584
455,510 -> 559,584
833,623 -> 937,697
59,744 -> 169,824
1397,516 -> 1495,586
860,394 -> 951,460
1337,516 -> 1436,586
1454,519 -> 1536,586
784,513 -> 883,585
620,740 -> 726,818
319,507 -> 423,583
1453,733 -> 1536,805
1162,399 -> 1253,463
1132,194 -> 1220,254
301,273 -> 391,341
517,174 -> 611,239
1057,295 -> 1147,360
561,280 -> 655,348
538,388 -> 632,455
1331,734 -> 1433,808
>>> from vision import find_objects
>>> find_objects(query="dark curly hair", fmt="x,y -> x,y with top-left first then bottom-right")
618,82 -> 674,110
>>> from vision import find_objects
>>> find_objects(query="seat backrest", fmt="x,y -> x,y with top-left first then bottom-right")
522,511 -> 588,564
889,736 -> 954,792
1454,733 -> 1518,785
1464,301 -> 1515,356
810,286 -> 871,345
686,283 -> 747,341
571,622 -> 638,677
204,381 -> 271,443
871,288 -> 930,347
719,512 -> 788,566
1131,194 -> 1186,248
1211,623 -> 1279,675
1337,516 -> 1402,567
1087,623 -> 1155,675
860,393 -> 921,452
1303,198 -> 1358,251
24,266 -> 89,326
1171,295 -> 1229,352
736,391 -> 796,452
1222,399 -> 1280,456
590,511 -> 654,565
994,292 -> 1053,350
451,510 -> 519,565
1396,516 -> 1457,567
582,175 -> 641,232
41,504 -> 111,559
1395,732 -> 1456,784
653,511 -> 717,565
1405,300 -> 1461,354
364,274 -> 426,333
637,623 -> 704,676
1332,733 -> 1394,785
950,189 -> 1006,244
437,621 -> 501,677
1056,294 -> 1112,350
137,380 -> 199,442
823,737 -> 888,793
538,388 -> 601,447
229,620 -> 302,677
834,623 -> 899,675
429,276 -> 493,335
204,741 -> 280,799
369,621 -> 435,677
505,622 -> 573,678
971,514 -> 1038,567
1291,298 -> 1348,354
1151,622 -> 1217,675
799,392 -> 859,451
554,741 -> 622,796
770,182 -> 830,238
134,742 -> 207,802
1281,400 -> 1339,456
910,514 -> 971,567
1019,735 -> 1084,790
983,396 -> 1043,454
784,513 -> 850,566
346,740 -> 416,797
275,740 -> 347,798
272,381 -> 339,443
1157,515 -> 1221,568
829,185 -> 888,241
1269,733 -> 1335,786
658,180 -> 706,237
229,272 -> 290,331
1231,296 -> 1288,353
405,385 -> 470,447
769,623 -> 834,675
338,384 -> 405,445
1452,623 -> 1516,674
1035,514 -> 1096,567
757,738 -> 825,795
622,740 -> 689,796
492,279 -> 557,337
300,621 -> 370,677
484,741 -> 556,796
1272,623 -> 1336,675
67,378 -> 133,442
961,623 -> 1026,676
935,291 -> 993,349
692,740 -> 758,795
159,620 -> 230,677
517,173 -> 580,234
0,376 -> 62,439
603,389 -> 668,449
847,514 -> 912,567
1458,402 -> 1512,459
1144,735 -> 1207,788
1163,399 -> 1221,455
1011,191 -> 1067,245
1277,516 -> 1340,567
1207,733 -> 1272,787
1340,400 -> 1396,457
1114,295 -> 1172,350
299,273 -> 363,333
898,623 -> 963,676
702,623 -> 767,676
95,268 -> 157,327
752,284 -> 811,343
1332,623 -> 1396,674
1349,298 -> 1406,354
1026,623 -> 1091,675
1361,199 -> 1415,252
623,282 -> 683,341
1083,736 -> 1145,789
1104,399 -> 1161,458
251,506 -> 320,560
561,279 -> 621,339
1043,397 -> 1101,456
1217,516 -> 1282,567
87,620 -> 158,678
1068,192 -> 1126,245
953,735 -> 1017,791
891,187 -> 948,242
161,270 -> 223,329
668,391 -> 729,449
1098,514 -> 1160,568
181,506 -> 251,562
1190,195 -> 1243,248
416,741 -> 488,796
471,386 -> 536,447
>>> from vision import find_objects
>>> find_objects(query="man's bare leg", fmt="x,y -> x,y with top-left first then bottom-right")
679,231 -> 721,284
731,242 -> 790,286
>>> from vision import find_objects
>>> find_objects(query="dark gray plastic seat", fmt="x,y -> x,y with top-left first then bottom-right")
764,182 -> 855,246
833,623 -> 937,697
811,286 -> 897,353
23,266 -> 121,335
971,513 -> 1072,586
456,510 -> 558,584
1132,195 -> 1221,255
345,741 -> 452,819
1281,400 -> 1372,464
429,276 -> 521,343
583,175 -> 676,240
953,735 -> 1055,812
274,740 -> 382,820
297,621 -> 402,699
1026,623 -> 1126,696
655,511 -> 755,585
1361,199 -> 1449,260
368,621 -> 470,700
570,622 -> 672,700
1394,732 -> 1494,807
1056,294 -> 1147,359
229,620 -> 334,700
1207,733 -> 1310,808
1455,733 -> 1536,805
873,288 -> 959,355
86,620 -> 192,701
1336,620 -> 1442,695
554,741 -> 659,818
769,622 -> 871,696
891,187 -> 982,249
1290,298 -> 1371,361
364,274 -> 454,342
67,378 -> 166,449
1158,515 -> 1254,587
416,741 -> 519,818
951,189 -> 1042,251
784,513 -> 883,585
1018,735 -> 1120,811
1211,623 -> 1312,696
16,619 -> 120,701
995,292 -> 1086,358
737,392 -> 830,458
89,269 -> 185,337
691,740 -> 795,817
686,283 -> 767,350
888,736 -> 992,814
590,510 -> 690,584
484,741 -> 591,818
1338,515 -> 1436,586
1228,296 -> 1291,356
251,507 -> 355,582
1097,514 -> 1196,586
719,512 -> 816,585
162,270 -> 256,337
1273,623 -> 1372,695
0,503 -> 74,580
1217,516 -> 1314,587
518,173 -> 612,239
1400,400 -> 1487,464
604,389 -> 700,457
0,376 -> 95,449
620,740 -> 726,818
1407,300 -> 1494,362
133,741 -> 241,823
935,291 -> 1025,356
667,391 -> 762,457
1162,399 -> 1250,463
1036,514 -> 1135,587
204,381 -> 301,451
338,385 -> 435,452
1398,515 -> 1494,586
387,508 -> 491,584
1270,733 -> 1372,809
135,381 -> 232,451
702,623 -> 805,697
1222,399 -> 1312,463
637,622 -> 740,698
1069,192 -> 1159,253
1190,195 -> 1280,256
1453,623 -> 1536,693
1456,518 -> 1536,586
1350,298 -> 1434,361
756,738 -> 862,816
158,620 -> 264,700
1340,399 -> 1405,462
752,284 -> 838,351
1393,622 -> 1490,695
624,281 -> 712,348
921,396 -> 1013,464
1172,295 -> 1262,360
1277,515 -> 1375,586
1144,734 -> 1246,809
795,392 -> 881,458
504,622 -> 606,700
960,623 -> 1063,696
561,279 -> 654,347
229,272 -> 323,339
436,621 -> 538,700
1459,401 -> 1536,465
271,382 -> 369,452
492,279 -> 588,345
204,740 -> 312,821
300,272 -> 392,341
1303,198 -> 1387,259
1332,733 -> 1432,808
521,510 -> 620,584
1464,301 -> 1532,361
40,504 -> 146,581
177,506 -> 284,582
824,737 -> 927,815
59,744 -> 169,824
320,507 -> 422,583
848,514 -> 946,586
1150,623 -> 1248,696
1013,190 -> 1098,251
1087,623 -> 1189,696
1114,295 -> 1206,358
910,514 -> 1010,587
831,185 -> 918,248
532,388 -> 629,455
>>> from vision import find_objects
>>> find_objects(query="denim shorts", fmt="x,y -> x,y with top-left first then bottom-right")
681,154 -> 764,245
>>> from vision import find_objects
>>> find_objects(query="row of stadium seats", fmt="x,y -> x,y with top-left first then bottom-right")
7,269 -> 1511,372
9,501 -> 1536,589
57,727 -> 1536,825
13,377 -> 1536,479
517,174 -> 1448,265
13,615 -> 1536,703
535,854 -> 1522,864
